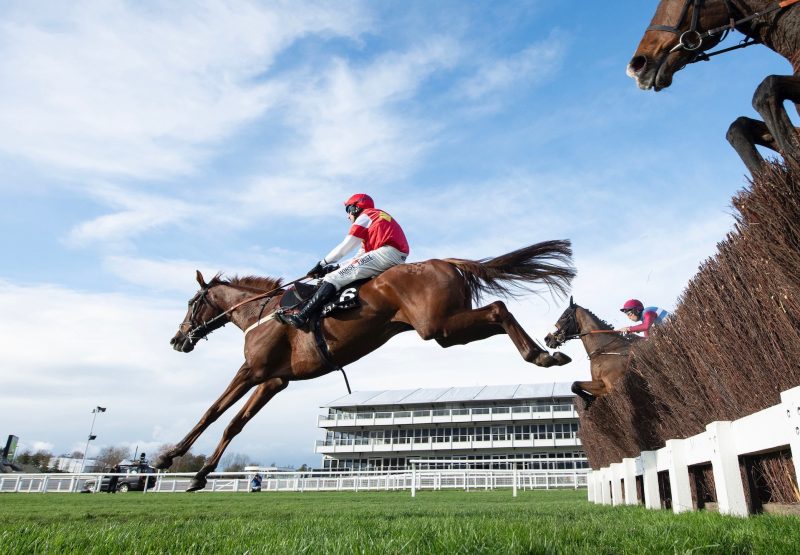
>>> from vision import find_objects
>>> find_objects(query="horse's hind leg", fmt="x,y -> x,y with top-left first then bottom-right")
187,377 -> 288,492
154,363 -> 256,470
417,300 -> 570,367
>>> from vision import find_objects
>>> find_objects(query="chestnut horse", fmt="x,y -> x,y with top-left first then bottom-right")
161,240 -> 575,491
544,298 -> 640,409
628,0 -> 800,174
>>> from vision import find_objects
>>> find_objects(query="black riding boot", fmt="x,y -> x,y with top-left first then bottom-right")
278,282 -> 337,328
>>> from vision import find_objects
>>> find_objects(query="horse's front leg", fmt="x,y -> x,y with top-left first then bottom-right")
751,75 -> 800,165
187,377 -> 288,492
154,363 -> 256,470
726,116 -> 776,175
571,380 -> 607,410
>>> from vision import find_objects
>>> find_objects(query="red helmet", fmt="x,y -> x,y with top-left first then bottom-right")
343,193 -> 374,216
620,299 -> 644,313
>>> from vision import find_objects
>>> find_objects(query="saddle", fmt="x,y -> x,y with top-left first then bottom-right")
279,280 -> 368,317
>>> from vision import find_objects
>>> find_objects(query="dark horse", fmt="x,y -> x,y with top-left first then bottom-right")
544,298 -> 640,409
161,240 -> 575,491
628,0 -> 800,175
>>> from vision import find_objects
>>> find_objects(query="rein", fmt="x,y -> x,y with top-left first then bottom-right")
187,275 -> 308,341
648,0 -> 800,62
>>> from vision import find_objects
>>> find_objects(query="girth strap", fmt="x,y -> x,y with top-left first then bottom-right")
312,317 -> 352,394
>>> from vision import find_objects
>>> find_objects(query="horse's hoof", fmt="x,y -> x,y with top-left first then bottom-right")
153,454 -> 173,470
552,352 -> 571,366
532,353 -> 556,367
186,476 -> 207,492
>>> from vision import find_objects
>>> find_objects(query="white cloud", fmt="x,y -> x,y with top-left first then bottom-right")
64,184 -> 197,247
0,0 -> 368,179
281,39 -> 460,179
460,33 -> 567,100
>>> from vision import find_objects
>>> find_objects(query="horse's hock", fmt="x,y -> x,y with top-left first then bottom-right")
580,160 -> 800,505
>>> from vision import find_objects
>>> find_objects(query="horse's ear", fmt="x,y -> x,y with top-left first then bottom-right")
196,270 -> 207,288
569,296 -> 574,307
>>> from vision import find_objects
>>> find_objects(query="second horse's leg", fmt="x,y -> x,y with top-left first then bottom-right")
726,116 -> 776,176
751,75 -> 800,165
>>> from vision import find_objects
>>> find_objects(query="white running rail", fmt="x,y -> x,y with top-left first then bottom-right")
586,385 -> 800,516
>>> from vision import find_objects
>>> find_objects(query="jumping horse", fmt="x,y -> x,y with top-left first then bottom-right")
628,0 -> 800,175
162,240 -> 575,491
544,298 -> 640,409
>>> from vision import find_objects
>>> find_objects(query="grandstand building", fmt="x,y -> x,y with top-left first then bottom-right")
315,382 -> 587,472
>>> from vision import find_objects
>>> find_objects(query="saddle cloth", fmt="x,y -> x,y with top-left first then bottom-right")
279,280 -> 368,317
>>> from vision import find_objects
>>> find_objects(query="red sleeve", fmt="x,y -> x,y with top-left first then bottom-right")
348,223 -> 368,240
628,310 -> 656,333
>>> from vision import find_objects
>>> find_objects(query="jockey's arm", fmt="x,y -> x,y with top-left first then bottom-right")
627,310 -> 656,333
321,234 -> 362,265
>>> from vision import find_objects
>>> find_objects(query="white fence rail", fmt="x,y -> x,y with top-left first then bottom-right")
0,468 -> 587,495
587,385 -> 800,516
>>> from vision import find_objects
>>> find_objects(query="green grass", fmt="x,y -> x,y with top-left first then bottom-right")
1,489 -> 799,554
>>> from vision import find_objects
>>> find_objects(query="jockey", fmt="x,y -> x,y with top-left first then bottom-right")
615,299 -> 669,338
277,193 -> 409,328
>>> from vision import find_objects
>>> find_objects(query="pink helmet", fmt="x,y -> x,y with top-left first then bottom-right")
620,299 -> 644,313
343,193 -> 374,216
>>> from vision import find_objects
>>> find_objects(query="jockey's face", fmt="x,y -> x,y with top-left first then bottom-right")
625,311 -> 639,322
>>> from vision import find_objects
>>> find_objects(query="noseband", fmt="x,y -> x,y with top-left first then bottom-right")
183,288 -> 229,344
647,0 -> 800,63
551,306 -> 580,346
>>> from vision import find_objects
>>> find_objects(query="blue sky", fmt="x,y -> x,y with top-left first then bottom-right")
1,1 -> 790,468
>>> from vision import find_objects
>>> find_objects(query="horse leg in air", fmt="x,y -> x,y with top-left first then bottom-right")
154,363 -> 256,470
726,117 -> 777,176
571,380 -> 607,410
751,75 -> 800,166
418,300 -> 571,368
187,377 -> 288,492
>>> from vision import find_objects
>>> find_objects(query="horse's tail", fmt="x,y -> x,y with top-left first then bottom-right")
444,239 -> 575,305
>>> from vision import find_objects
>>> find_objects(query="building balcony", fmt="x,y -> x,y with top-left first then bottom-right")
313,436 -> 581,454
318,405 -> 577,428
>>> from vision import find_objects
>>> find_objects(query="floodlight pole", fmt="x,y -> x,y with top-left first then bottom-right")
79,406 -> 106,474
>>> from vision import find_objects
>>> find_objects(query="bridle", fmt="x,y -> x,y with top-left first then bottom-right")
647,0 -> 800,64
181,287 -> 230,344
549,304 -> 630,359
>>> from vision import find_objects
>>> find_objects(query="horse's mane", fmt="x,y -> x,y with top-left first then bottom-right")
577,305 -> 614,331
212,274 -> 284,293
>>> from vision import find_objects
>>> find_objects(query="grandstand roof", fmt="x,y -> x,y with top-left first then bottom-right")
322,382 -> 574,408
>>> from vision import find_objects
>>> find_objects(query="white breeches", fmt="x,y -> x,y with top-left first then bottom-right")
323,245 -> 407,289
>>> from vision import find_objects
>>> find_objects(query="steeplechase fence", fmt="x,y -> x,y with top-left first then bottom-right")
0,466 -> 588,496
587,385 -> 800,516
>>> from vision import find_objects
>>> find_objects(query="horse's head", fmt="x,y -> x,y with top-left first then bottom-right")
544,296 -> 580,349
170,270 -> 230,353
628,0 -> 730,91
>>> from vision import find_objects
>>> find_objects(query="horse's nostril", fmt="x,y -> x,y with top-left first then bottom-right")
629,55 -> 647,74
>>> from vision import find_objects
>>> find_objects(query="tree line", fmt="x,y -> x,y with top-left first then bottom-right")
11,445 -> 307,473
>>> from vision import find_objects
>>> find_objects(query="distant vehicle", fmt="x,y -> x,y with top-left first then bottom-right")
99,455 -> 157,493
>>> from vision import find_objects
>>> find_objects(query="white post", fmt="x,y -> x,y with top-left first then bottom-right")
622,458 -> 638,505
665,439 -> 692,514
411,463 -> 416,498
780,386 -> 800,490
599,469 -> 611,505
586,472 -> 594,502
512,464 -> 518,497
706,421 -> 748,516
610,463 -> 624,506
640,451 -> 660,509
